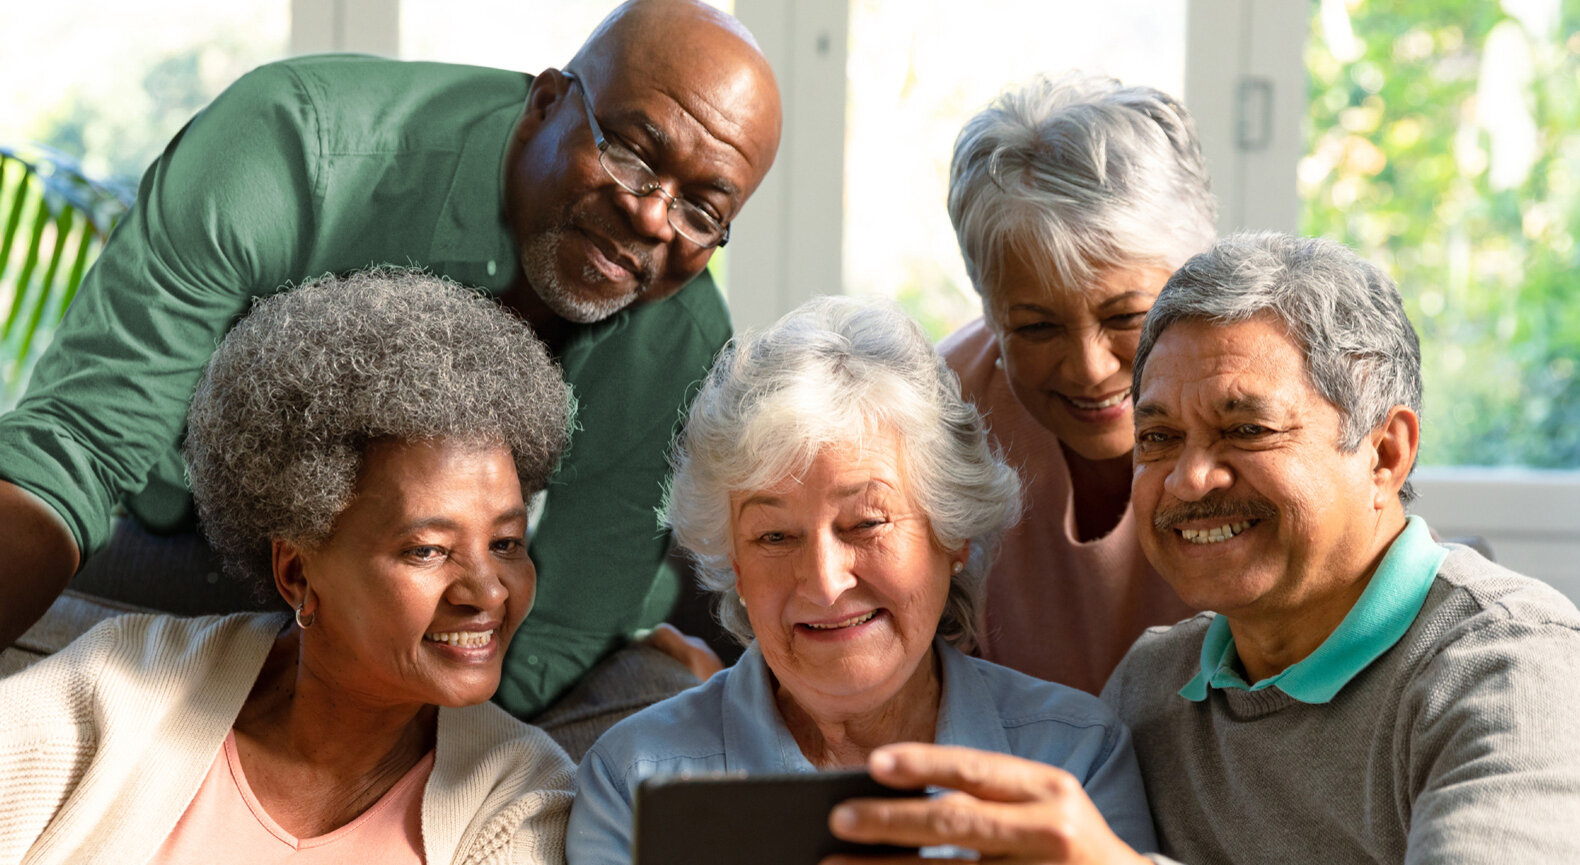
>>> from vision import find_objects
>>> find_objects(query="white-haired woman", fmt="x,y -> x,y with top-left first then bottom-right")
0,269 -> 575,865
941,73 -> 1216,693
566,297 -> 1155,863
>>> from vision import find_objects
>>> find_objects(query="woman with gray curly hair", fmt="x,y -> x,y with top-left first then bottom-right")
567,297 -> 1155,863
939,72 -> 1215,693
0,267 -> 576,865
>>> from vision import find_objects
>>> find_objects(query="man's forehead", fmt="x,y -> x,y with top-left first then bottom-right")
1137,317 -> 1310,416
571,1 -> 781,171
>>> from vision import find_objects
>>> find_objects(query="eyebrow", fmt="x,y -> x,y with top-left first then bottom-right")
1133,400 -> 1170,421
1005,290 -> 1156,317
392,506 -> 529,536
1097,289 -> 1158,308
1133,394 -> 1275,421
621,114 -> 743,200
733,482 -> 880,518
734,493 -> 784,516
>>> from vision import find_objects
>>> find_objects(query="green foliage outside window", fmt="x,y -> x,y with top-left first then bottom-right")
0,146 -> 132,408
1303,0 -> 1580,467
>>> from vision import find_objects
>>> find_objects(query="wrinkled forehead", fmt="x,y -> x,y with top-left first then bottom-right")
1136,315 -> 1313,412
728,428 -> 912,506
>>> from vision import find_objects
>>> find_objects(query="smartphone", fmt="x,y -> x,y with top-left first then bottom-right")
632,769 -> 924,865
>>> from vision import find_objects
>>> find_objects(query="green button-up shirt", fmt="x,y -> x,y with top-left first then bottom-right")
0,55 -> 732,717
1180,516 -> 1449,704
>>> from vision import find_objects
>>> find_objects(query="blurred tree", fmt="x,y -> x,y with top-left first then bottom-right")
1304,0 -> 1580,467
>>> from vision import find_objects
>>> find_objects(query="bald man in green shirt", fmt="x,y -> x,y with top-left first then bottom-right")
0,0 -> 781,752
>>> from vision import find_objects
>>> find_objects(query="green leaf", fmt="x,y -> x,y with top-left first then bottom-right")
1,196 -> 51,341
0,156 -> 32,288
16,208 -> 75,362
60,217 -> 95,314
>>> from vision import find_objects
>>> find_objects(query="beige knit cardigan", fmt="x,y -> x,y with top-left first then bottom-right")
0,612 -> 574,865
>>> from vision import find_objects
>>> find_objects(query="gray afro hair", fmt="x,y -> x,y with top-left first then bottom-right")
183,266 -> 574,596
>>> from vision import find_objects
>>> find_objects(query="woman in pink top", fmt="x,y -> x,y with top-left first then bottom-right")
0,269 -> 575,865
938,73 -> 1217,693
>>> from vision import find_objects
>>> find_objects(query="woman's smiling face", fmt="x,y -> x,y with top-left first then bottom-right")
283,437 -> 534,710
987,248 -> 1172,461
728,432 -> 965,722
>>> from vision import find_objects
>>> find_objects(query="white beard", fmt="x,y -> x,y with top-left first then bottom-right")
521,229 -> 640,323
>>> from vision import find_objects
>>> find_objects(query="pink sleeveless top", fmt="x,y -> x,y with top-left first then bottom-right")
150,731 -> 434,864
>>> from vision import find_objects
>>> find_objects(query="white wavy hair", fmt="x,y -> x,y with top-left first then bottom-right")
949,71 -> 1217,308
663,296 -> 1023,648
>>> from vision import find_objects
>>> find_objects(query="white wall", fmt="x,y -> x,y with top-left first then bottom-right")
1411,468 -> 1580,602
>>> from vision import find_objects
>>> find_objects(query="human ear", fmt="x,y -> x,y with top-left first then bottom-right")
1369,405 -> 1420,508
518,67 -> 571,134
271,538 -> 311,611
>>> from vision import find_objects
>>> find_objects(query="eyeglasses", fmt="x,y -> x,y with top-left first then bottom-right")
562,71 -> 731,249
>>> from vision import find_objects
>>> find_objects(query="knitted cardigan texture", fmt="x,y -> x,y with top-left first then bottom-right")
0,612 -> 574,865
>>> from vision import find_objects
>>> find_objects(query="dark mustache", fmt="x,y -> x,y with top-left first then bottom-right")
1152,494 -> 1278,531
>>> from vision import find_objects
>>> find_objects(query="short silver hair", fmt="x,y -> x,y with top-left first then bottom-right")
948,72 -> 1216,307
1133,232 -> 1422,502
664,296 -> 1023,648
184,266 -> 575,595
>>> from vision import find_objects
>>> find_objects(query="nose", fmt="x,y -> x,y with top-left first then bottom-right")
616,184 -> 679,243
1058,329 -> 1122,389
446,553 -> 515,612
798,531 -> 857,608
1162,439 -> 1234,502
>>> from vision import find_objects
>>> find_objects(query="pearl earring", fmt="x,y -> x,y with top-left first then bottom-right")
951,561 -> 965,575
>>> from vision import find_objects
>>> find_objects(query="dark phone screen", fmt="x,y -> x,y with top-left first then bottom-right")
633,770 -> 924,865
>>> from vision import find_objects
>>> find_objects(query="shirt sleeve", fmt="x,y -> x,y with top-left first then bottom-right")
493,274 -> 731,718
1080,719 -> 1160,855
0,62 -> 319,556
1402,613 -> 1580,864
567,745 -> 637,865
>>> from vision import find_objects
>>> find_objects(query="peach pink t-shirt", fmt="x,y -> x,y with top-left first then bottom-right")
941,318 -> 1196,694
149,731 -> 434,865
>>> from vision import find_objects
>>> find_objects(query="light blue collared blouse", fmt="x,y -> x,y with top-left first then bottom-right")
568,638 -> 1158,863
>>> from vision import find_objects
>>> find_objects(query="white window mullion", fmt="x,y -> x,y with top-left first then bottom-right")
291,0 -> 398,55
1186,0 -> 1303,234
727,0 -> 848,332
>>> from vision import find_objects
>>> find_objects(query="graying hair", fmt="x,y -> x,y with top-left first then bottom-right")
664,296 -> 1023,648
1132,232 -> 1422,503
184,266 -> 575,595
948,72 -> 1216,307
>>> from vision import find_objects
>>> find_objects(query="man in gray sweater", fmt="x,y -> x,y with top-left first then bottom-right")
825,232 -> 1580,864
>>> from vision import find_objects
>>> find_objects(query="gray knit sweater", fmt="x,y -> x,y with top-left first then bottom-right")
1101,546 -> 1580,864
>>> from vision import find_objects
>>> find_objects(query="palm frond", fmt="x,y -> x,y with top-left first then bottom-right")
0,145 -> 133,408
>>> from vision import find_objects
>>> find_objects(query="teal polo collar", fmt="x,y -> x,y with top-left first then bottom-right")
1180,516 -> 1447,704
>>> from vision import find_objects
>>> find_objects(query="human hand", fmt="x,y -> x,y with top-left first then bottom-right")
641,622 -> 725,681
821,743 -> 1151,865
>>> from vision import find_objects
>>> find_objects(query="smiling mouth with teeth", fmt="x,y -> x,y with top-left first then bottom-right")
1066,388 -> 1131,411
424,629 -> 495,648
803,611 -> 877,630
1179,521 -> 1253,544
